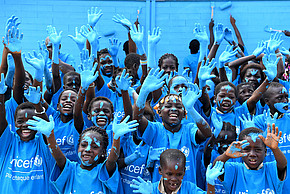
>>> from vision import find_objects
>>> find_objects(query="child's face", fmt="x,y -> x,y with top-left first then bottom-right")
215,85 -> 236,113
169,76 -> 188,96
237,85 -> 254,104
241,136 -> 266,170
265,86 -> 289,114
15,108 -> 37,141
99,53 -> 113,77
158,160 -> 185,193
63,75 -> 81,92
57,90 -> 77,115
78,131 -> 104,168
216,130 -> 236,155
243,68 -> 262,89
23,72 -> 33,93
160,57 -> 177,75
89,100 -> 113,129
160,96 -> 185,129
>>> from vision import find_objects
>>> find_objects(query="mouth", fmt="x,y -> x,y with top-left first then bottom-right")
248,158 -> 257,165
169,113 -> 179,120
96,117 -> 108,126
82,154 -> 92,160
220,103 -> 232,112
168,182 -> 179,190
21,129 -> 32,138
62,103 -> 73,111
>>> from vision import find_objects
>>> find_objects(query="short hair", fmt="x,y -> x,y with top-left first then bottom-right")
189,39 -> 200,54
123,40 -> 129,55
97,48 -> 110,62
238,127 -> 265,144
112,67 -> 124,80
263,82 -> 285,100
124,53 -> 140,71
214,81 -> 237,97
240,62 -> 265,82
87,96 -> 114,115
237,82 -> 254,93
158,53 -> 179,70
160,149 -> 186,170
63,71 -> 80,84
15,102 -> 36,120
57,89 -> 78,104
222,122 -> 237,139
78,126 -> 109,163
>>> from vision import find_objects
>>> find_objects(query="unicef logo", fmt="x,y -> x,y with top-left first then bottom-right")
180,146 -> 190,157
261,189 -> 275,194
34,155 -> 43,167
143,169 -> 150,176
67,135 -> 74,146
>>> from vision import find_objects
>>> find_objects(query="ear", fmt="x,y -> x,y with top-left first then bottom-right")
87,114 -> 91,121
158,166 -> 162,175
264,97 -> 269,105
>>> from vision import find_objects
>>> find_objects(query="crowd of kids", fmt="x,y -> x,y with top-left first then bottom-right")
1,6 -> 290,194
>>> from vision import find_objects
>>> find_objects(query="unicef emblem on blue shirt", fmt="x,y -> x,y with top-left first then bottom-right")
34,155 -> 42,167
180,146 -> 190,157
67,135 -> 74,146
261,189 -> 274,194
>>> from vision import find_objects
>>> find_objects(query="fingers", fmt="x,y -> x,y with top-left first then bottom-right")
123,115 -> 130,123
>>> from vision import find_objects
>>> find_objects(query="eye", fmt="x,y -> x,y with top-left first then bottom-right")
166,172 -> 173,176
104,109 -> 110,113
80,142 -> 87,147
170,66 -> 176,70
176,173 -> 183,177
255,148 -> 263,152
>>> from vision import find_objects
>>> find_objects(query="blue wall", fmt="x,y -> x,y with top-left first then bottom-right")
1,0 -> 290,72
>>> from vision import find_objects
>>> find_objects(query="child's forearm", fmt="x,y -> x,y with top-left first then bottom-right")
106,138 -> 120,176
73,87 -> 85,133
228,55 -> 255,69
47,130 -> 67,171
0,47 -> 8,75
187,107 -> 211,138
271,147 -> 287,172
12,52 -> 25,104
0,94 -> 8,136
213,153 -> 231,165
207,183 -> 215,194
121,90 -> 133,119
83,84 -> 95,114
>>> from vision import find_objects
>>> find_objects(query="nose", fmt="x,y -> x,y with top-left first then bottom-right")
99,111 -> 105,115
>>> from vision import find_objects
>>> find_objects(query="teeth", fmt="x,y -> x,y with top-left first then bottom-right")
22,130 -> 31,133
97,118 -> 106,122
170,114 -> 178,117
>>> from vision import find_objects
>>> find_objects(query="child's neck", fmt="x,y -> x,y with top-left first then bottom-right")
163,122 -> 182,133
60,114 -> 73,123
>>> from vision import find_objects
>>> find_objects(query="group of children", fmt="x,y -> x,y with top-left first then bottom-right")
0,6 -> 290,194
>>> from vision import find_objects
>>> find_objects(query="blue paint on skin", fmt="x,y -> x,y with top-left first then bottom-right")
248,133 -> 261,142
225,135 -> 228,140
100,56 -> 112,61
281,87 -> 287,94
175,164 -> 178,170
73,80 -> 76,88
171,107 -> 177,111
78,152 -> 91,166
92,115 -> 109,129
245,78 -> 249,83
25,112 -> 28,118
93,137 -> 101,147
164,178 -> 168,180
257,78 -> 261,83
250,69 -> 258,75
223,85 -> 232,93
169,76 -> 188,95
229,145 -> 241,154
112,146 -> 119,157
274,102 -> 289,113
68,92 -> 71,102
100,102 -> 104,109
83,135 -> 93,151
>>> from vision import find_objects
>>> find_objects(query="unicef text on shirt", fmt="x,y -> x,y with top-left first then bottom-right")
56,135 -> 74,146
10,155 -> 43,169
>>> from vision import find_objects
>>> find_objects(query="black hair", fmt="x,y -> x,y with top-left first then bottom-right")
87,96 -> 114,115
189,39 -> 200,54
124,53 -> 140,71
97,48 -> 110,62
25,71 -> 33,83
57,89 -> 78,104
15,102 -> 36,120
123,40 -> 129,55
78,126 -> 109,163
160,149 -> 186,170
263,82 -> 285,100
158,53 -> 179,70
214,81 -> 237,97
222,122 -> 237,139
237,82 -> 254,93
238,127 -> 265,149
112,67 -> 124,80
63,71 -> 80,85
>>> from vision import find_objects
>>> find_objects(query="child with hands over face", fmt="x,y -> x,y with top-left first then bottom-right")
134,68 -> 211,183
214,124 -> 287,194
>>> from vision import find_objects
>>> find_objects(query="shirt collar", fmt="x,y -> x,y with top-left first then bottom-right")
244,162 -> 264,170
158,177 -> 182,194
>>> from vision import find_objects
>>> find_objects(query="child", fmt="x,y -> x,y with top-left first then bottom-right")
158,53 -> 179,76
130,149 -> 224,194
27,114 -> 139,193
214,125 -> 287,194
134,68 -> 212,183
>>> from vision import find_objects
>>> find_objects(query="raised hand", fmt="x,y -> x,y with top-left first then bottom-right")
115,69 -> 132,91
4,26 -> 23,53
146,146 -> 164,168
80,24 -> 100,56
142,68 -> 167,94
0,73 -> 8,94
181,83 -> 201,110
214,23 -> 225,45
130,24 -> 144,47
263,109 -> 278,126
113,115 -> 139,140
165,71 -> 177,85
27,115 -> 54,137
46,25 -> 62,46
130,176 -> 153,194
206,161 -> 224,185
193,23 -> 208,45
239,113 -> 255,129
280,47 -> 290,56
112,14 -> 132,30
78,49 -> 98,93
68,27 -> 86,51
124,142 -> 145,165
3,15 -> 21,45
182,69 -> 193,83
38,40 -> 49,64
262,54 -> 279,81
219,45 -> 238,68
24,86 -> 42,104
108,38 -> 121,58
198,58 -> 216,88
252,41 -> 266,57
259,123 -> 282,150
148,27 -> 162,47
211,111 -> 223,138
88,7 -> 103,28
224,27 -> 234,43
23,51 -> 45,82
225,140 -> 249,158
266,32 -> 283,53
6,54 -> 15,88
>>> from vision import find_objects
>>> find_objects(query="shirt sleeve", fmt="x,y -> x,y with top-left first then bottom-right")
98,162 -> 120,193
141,121 -> 160,146
183,56 -> 190,68
222,162 -> 239,192
0,125 -> 15,156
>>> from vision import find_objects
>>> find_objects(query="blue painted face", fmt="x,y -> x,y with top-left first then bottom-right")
90,100 -> 113,129
169,76 -> 188,96
99,54 -> 113,77
215,85 -> 236,113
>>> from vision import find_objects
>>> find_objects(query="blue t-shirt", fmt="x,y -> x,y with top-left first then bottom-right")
279,79 -> 290,92
255,113 -> 290,193
140,122 -> 199,183
120,136 -> 151,193
222,161 -> 284,194
183,53 -> 200,82
152,180 -> 205,194
50,159 -> 120,193
0,125 -> 55,193
46,106 -> 81,162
